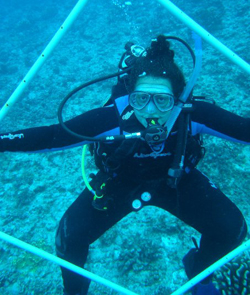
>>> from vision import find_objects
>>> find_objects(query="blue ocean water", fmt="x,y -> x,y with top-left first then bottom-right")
0,0 -> 249,294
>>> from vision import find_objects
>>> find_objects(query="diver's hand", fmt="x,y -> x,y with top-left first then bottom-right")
89,172 -> 110,196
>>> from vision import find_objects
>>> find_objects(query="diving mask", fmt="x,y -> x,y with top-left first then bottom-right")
129,91 -> 175,112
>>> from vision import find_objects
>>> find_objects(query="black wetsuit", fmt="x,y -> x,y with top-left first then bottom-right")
0,97 -> 249,295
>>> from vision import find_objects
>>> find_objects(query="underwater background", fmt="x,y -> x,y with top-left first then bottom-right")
0,0 -> 249,294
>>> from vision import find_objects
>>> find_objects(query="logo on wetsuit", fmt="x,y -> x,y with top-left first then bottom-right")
133,152 -> 172,159
122,110 -> 134,120
0,133 -> 24,140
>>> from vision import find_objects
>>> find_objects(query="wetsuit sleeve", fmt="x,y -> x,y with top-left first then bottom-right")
191,101 -> 250,144
0,106 -> 120,153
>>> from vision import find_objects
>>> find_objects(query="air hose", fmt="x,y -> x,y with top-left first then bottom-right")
167,32 -> 202,186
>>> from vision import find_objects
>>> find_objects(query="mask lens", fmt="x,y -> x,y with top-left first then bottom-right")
129,92 -> 151,110
154,94 -> 174,111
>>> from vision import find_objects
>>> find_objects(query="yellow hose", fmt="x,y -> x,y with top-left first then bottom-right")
81,145 -> 94,193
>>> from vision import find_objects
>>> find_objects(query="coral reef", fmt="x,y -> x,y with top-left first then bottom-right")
214,253 -> 250,295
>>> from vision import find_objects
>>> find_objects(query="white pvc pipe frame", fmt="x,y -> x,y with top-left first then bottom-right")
0,230 -> 249,295
0,0 -> 249,294
0,231 -> 138,295
157,0 -> 250,75
171,239 -> 250,295
0,0 -> 249,122
0,0 -> 89,121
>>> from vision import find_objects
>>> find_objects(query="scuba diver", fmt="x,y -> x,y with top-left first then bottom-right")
0,35 -> 249,295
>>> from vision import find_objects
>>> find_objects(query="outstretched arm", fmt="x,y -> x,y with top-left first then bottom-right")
0,106 -> 120,153
191,101 -> 250,144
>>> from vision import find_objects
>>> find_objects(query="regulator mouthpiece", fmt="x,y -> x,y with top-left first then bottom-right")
142,118 -> 168,145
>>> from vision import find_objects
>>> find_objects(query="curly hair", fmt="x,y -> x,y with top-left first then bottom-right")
129,35 -> 186,98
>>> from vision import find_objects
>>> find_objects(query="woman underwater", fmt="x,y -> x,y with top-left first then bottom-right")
0,35 -> 249,295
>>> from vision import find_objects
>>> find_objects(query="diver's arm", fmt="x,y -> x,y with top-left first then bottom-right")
190,101 -> 250,144
0,107 -> 120,153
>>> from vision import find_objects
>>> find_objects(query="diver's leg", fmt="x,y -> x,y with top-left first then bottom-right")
149,169 -> 246,294
55,188 -> 94,295
176,169 -> 247,280
55,186 -> 133,295
152,169 -> 246,294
